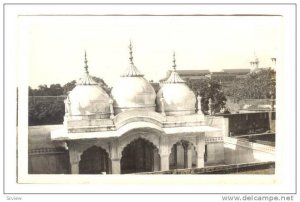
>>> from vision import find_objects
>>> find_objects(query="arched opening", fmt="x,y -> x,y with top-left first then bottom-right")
121,138 -> 160,174
169,140 -> 197,169
79,146 -> 110,174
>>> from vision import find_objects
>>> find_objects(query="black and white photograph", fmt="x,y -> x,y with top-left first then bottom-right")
26,15 -> 278,175
2,2 -> 298,200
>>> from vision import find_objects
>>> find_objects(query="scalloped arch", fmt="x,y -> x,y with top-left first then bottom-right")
76,142 -> 111,159
79,144 -> 110,160
168,138 -> 197,155
118,132 -> 161,158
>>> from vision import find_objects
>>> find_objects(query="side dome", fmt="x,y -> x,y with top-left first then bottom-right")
156,53 -> 196,116
67,52 -> 111,119
69,85 -> 111,117
111,42 -> 156,114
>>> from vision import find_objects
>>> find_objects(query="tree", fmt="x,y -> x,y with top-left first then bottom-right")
63,80 -> 76,95
49,84 -> 64,96
37,84 -> 48,96
29,76 -> 110,96
28,86 -> 33,96
28,101 -> 64,126
187,77 -> 227,114
224,68 -> 276,101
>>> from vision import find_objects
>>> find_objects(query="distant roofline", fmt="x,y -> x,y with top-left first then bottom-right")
160,68 -> 254,82
222,69 -> 251,74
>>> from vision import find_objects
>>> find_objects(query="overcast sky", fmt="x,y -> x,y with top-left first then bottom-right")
25,15 -> 282,88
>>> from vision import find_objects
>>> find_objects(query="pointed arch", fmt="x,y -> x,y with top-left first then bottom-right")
120,138 -> 160,174
79,145 -> 110,174
169,140 -> 197,169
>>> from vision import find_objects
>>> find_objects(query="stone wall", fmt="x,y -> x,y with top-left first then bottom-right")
203,116 -> 226,166
203,114 -> 275,166
215,112 -> 275,136
205,142 -> 224,166
140,161 -> 275,174
28,125 -> 70,174
29,149 -> 70,174
223,137 -> 275,164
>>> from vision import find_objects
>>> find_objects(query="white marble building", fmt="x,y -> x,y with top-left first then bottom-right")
51,43 -> 226,174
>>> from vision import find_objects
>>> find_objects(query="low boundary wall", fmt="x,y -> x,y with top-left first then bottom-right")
139,161 -> 275,174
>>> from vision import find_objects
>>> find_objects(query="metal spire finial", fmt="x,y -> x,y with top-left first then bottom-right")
172,52 -> 176,71
129,40 -> 134,64
84,50 -> 89,74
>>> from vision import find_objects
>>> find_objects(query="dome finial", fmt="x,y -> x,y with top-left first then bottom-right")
129,40 -> 134,64
84,50 -> 89,74
121,41 -> 143,77
164,52 -> 185,83
172,52 -> 176,71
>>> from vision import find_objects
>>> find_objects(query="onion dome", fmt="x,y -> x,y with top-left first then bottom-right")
68,51 -> 111,118
156,53 -> 196,116
111,41 -> 156,114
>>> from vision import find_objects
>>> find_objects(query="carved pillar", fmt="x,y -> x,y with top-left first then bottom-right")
70,164 -> 79,174
69,148 -> 81,174
159,136 -> 169,171
107,159 -> 112,174
197,95 -> 203,115
160,155 -> 169,171
64,99 -> 68,115
173,144 -> 177,167
153,148 -> 160,171
64,96 -> 71,116
109,139 -> 121,174
187,145 -> 193,168
160,96 -> 166,116
109,98 -> 114,119
111,159 -> 121,174
196,133 -> 205,168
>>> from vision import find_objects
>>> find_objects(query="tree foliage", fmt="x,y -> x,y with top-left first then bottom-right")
29,76 -> 111,96
223,68 -> 276,101
187,77 -> 227,114
63,80 -> 77,95
29,84 -> 64,96
29,101 -> 65,126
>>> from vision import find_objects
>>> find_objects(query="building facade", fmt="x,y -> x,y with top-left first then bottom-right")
51,45 -> 224,174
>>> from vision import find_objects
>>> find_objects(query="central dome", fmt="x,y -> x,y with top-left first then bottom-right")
111,42 -> 156,114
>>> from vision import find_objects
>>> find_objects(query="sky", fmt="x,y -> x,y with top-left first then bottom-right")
25,15 -> 282,88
